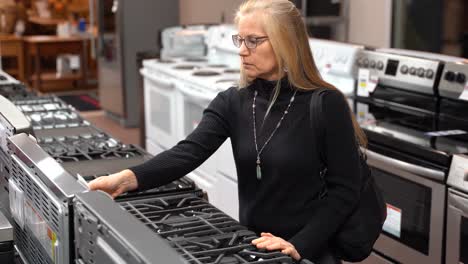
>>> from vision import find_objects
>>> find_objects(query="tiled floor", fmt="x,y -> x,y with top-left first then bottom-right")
80,110 -> 141,146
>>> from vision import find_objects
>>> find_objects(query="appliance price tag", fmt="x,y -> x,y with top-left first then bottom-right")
368,73 -> 379,93
9,180 -> 25,229
459,81 -> 468,101
383,204 -> 402,238
357,69 -> 370,97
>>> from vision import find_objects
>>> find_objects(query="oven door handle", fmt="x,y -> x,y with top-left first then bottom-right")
140,68 -> 174,88
364,148 -> 445,181
177,83 -> 216,102
449,190 -> 468,214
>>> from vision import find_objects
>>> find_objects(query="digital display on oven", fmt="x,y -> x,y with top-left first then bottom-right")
385,59 -> 399,76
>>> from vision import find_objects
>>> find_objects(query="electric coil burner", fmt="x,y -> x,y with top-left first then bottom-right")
173,64 -> 200,70
192,70 -> 221,77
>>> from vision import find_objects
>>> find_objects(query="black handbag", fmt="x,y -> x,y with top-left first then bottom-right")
309,88 -> 387,262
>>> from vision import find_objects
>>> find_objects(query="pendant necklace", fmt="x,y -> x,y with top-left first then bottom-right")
252,89 -> 297,180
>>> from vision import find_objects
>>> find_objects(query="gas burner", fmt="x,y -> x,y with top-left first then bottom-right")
120,193 -> 246,239
224,69 -> 241,74
169,232 -> 294,264
39,134 -> 145,163
173,64 -> 199,70
192,70 -> 221,77
26,110 -> 85,129
184,57 -> 208,62
158,59 -> 176,63
208,64 -> 228,68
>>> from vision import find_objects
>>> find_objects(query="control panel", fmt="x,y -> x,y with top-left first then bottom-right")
355,50 -> 441,95
309,38 -> 363,77
438,62 -> 468,100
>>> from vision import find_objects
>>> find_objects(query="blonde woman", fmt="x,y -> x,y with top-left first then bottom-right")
89,0 -> 365,263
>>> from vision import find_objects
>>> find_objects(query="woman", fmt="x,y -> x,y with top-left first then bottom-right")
89,0 -> 366,262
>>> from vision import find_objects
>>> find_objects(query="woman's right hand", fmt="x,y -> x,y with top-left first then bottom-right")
88,169 -> 139,198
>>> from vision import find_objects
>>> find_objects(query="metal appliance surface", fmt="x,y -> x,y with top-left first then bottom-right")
0,95 -> 34,220
352,51 -> 448,264
98,0 -> 179,127
309,38 -> 364,96
73,191 -> 187,264
0,210 -> 14,264
118,192 -> 296,264
7,133 -> 87,264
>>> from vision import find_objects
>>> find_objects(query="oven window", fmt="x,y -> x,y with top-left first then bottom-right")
150,90 -> 171,134
372,167 -> 432,255
461,217 -> 468,263
184,100 -> 204,137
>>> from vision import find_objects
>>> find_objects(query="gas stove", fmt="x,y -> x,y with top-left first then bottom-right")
119,192 -> 297,264
14,95 -> 73,113
0,83 -> 35,101
37,133 -> 151,178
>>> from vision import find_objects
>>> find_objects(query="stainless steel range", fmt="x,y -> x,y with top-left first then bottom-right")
115,192 -> 302,264
0,95 -> 33,221
351,50 -> 447,264
7,133 -> 87,264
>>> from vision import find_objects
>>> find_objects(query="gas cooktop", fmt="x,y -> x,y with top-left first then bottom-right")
119,193 -> 298,264
38,133 -> 151,177
25,109 -> 87,130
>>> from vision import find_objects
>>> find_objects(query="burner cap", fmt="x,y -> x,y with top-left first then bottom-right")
224,69 -> 240,74
208,64 -> 228,68
173,64 -> 198,70
192,70 -> 221,77
184,57 -> 207,62
157,59 -> 175,63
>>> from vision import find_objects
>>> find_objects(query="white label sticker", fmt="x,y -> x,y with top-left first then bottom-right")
357,69 -> 370,97
368,73 -> 379,93
425,129 -> 467,137
383,204 -> 402,238
9,180 -> 25,229
459,81 -> 468,101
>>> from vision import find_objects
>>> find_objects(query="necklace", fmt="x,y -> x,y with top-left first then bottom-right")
252,89 -> 298,180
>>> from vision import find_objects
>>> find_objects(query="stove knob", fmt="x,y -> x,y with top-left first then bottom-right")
370,60 -> 376,69
363,59 -> 369,68
426,69 -> 434,79
377,61 -> 384,70
356,58 -> 362,67
400,65 -> 409,74
417,68 -> 425,77
409,67 -> 416,75
444,71 -> 456,82
456,73 -> 466,84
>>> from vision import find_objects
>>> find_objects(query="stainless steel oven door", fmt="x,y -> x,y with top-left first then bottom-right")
365,149 -> 446,264
446,188 -> 468,264
141,68 -> 179,150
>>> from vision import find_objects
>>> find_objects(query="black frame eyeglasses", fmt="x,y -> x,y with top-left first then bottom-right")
232,34 -> 269,49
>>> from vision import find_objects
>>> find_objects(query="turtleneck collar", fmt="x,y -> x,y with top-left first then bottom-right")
253,76 -> 295,100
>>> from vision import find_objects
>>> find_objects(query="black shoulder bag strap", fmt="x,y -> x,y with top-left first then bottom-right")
309,88 -> 330,199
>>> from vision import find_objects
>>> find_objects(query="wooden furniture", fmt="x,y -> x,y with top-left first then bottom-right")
0,35 -> 25,82
24,35 -> 88,92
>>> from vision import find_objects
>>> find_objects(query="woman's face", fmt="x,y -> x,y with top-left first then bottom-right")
237,14 -> 281,81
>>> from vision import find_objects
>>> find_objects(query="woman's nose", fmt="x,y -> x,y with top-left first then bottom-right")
238,42 -> 249,56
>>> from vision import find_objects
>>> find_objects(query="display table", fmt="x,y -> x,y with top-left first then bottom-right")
0,35 -> 25,82
24,35 -> 88,92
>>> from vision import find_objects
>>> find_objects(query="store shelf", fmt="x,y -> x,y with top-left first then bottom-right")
30,72 -> 82,82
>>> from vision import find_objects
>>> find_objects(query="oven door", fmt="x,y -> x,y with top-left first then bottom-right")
446,188 -> 468,264
141,68 -> 179,149
365,149 -> 446,264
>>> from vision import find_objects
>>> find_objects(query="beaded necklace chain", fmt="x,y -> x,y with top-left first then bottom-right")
252,89 -> 298,180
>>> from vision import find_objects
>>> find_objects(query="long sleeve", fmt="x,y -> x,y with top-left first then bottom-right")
129,89 -> 232,190
289,90 -> 362,260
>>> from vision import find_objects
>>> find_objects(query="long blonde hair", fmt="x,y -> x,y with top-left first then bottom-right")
234,0 -> 367,147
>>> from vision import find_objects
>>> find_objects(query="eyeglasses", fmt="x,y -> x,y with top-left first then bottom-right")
232,34 -> 269,49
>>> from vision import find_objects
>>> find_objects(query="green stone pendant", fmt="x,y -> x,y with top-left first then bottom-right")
256,158 -> 262,180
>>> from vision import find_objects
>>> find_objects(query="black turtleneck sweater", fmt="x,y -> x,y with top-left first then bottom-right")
130,78 -> 361,261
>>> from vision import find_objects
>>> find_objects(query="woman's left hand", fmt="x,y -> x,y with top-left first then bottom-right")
252,232 -> 301,260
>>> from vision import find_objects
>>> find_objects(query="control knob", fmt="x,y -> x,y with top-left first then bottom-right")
417,68 -> 425,77
377,61 -> 384,70
400,65 -> 409,74
409,67 -> 416,75
456,73 -> 466,84
426,69 -> 434,79
444,71 -> 456,82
